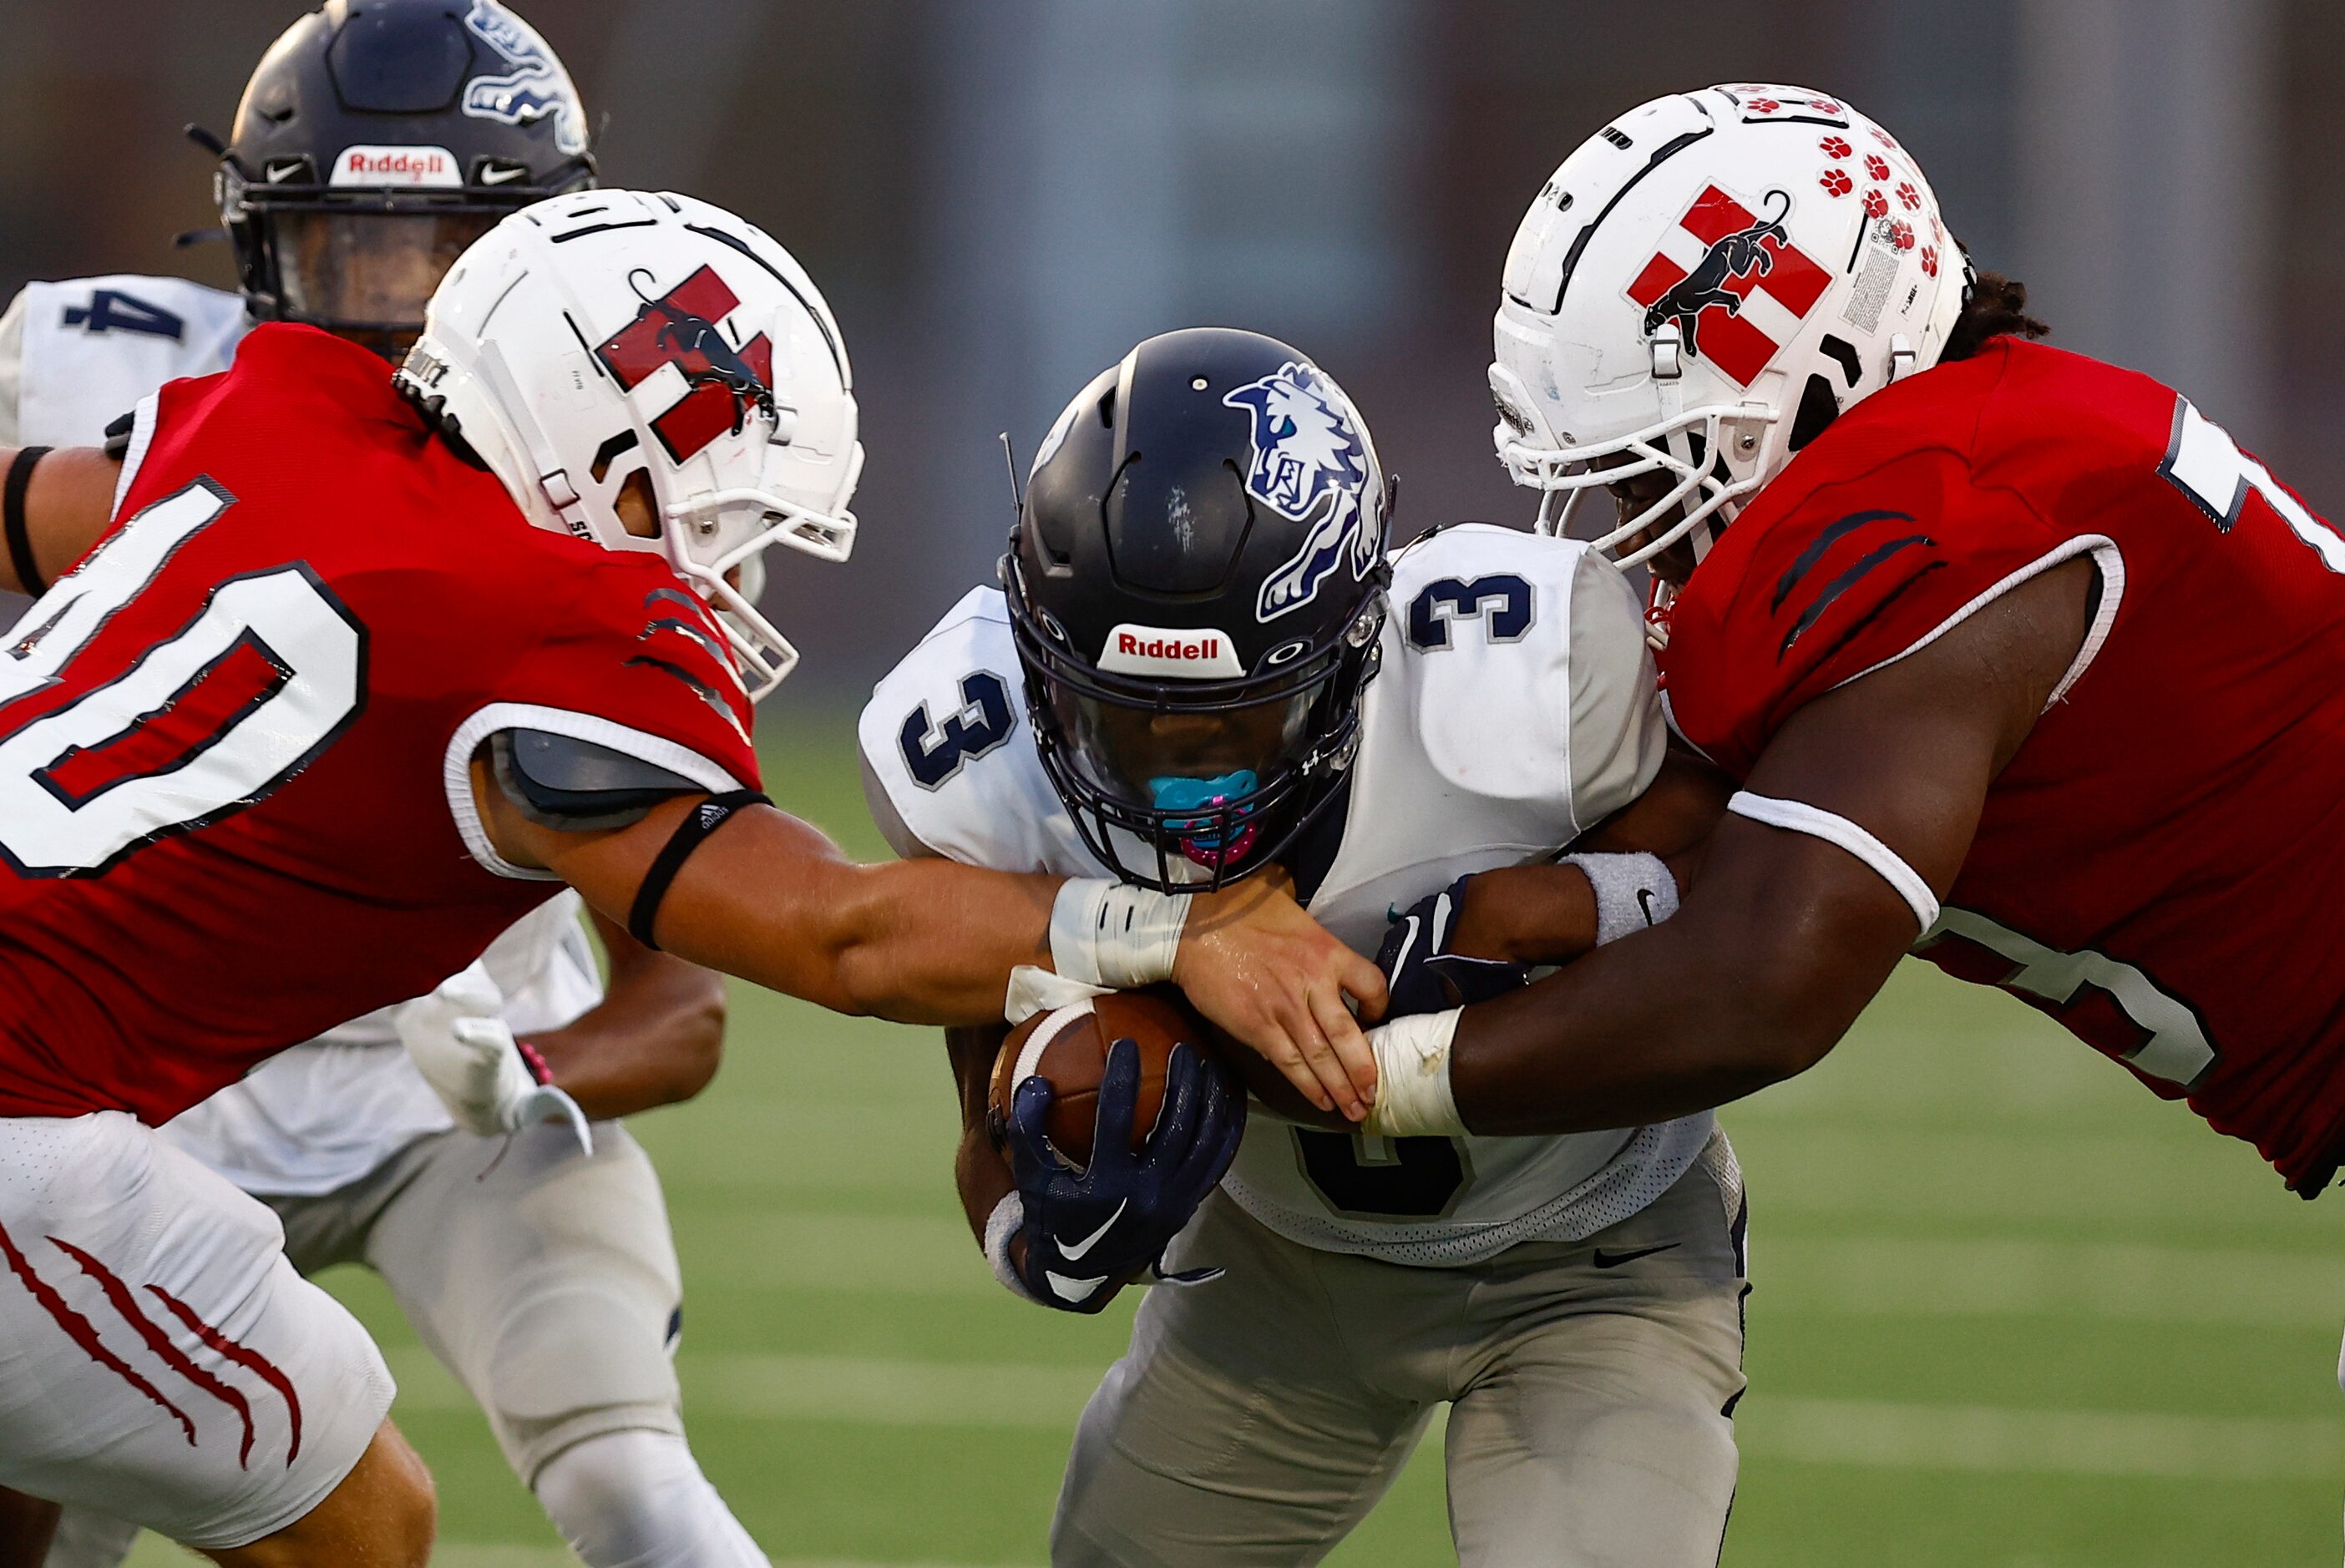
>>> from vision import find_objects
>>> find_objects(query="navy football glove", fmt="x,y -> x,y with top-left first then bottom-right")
1377,876 -> 1534,1017
1005,1037 -> 1244,1313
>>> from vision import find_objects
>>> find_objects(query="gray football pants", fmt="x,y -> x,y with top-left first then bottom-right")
1053,1136 -> 1750,1568
46,1118 -> 686,1568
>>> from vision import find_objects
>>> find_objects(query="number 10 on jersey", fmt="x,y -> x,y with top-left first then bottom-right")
0,483 -> 366,877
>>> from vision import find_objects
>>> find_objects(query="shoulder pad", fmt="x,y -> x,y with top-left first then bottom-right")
1382,524 -> 1663,832
11,276 -> 250,448
489,726 -> 704,832
855,587 -> 1091,874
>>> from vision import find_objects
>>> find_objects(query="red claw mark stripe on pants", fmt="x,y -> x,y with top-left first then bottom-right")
48,1236 -> 259,1469
0,1219 -> 198,1446
145,1283 -> 305,1465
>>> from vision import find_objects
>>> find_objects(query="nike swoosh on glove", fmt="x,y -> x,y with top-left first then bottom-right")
1377,876 -> 1533,1018
394,961 -> 593,1155
1006,1037 -> 1245,1313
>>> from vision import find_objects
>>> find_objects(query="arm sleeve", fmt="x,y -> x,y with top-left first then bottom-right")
1664,448 -> 2076,774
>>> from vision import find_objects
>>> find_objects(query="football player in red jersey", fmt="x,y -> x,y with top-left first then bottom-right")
0,190 -> 1382,1561
2,7 -> 782,1562
1337,85 -> 2345,1305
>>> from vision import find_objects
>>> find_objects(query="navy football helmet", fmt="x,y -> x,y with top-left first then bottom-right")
1005,328 -> 1394,892
202,0 -> 596,358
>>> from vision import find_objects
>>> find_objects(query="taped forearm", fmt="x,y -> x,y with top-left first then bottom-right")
1004,877 -> 1190,1023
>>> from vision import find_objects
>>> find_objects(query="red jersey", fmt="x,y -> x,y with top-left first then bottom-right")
1664,339 -> 2345,1192
0,325 -> 758,1124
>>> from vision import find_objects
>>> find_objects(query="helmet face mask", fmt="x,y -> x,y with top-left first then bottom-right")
254,206 -> 507,357
1501,398 -> 1769,574
214,0 -> 597,361
396,190 -> 863,702
1490,83 -> 1966,632
1010,556 -> 1382,891
1005,330 -> 1391,893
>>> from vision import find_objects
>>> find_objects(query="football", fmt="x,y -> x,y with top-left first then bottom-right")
990,987 -> 1209,1166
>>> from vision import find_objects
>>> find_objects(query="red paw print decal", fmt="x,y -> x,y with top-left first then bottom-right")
1862,189 -> 1889,219
1920,244 -> 1940,277
1896,181 -> 1922,210
1819,168 -> 1854,197
1872,128 -> 1899,149
1889,219 -> 1915,251
1748,97 -> 1781,113
1809,99 -> 1843,114
1864,154 -> 1892,181
1819,135 -> 1852,159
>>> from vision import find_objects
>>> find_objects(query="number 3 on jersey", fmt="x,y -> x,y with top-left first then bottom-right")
0,482 -> 365,877
1405,574 -> 1534,650
899,671 -> 1015,789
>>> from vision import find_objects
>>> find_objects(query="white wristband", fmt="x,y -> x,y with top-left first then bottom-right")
1361,1008 -> 1466,1138
1558,851 -> 1678,945
1050,878 -> 1189,990
983,1191 -> 1041,1305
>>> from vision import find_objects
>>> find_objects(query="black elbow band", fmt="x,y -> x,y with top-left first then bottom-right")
5,446 -> 54,598
626,789 -> 770,950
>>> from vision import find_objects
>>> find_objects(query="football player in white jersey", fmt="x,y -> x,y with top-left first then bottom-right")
858,327 -> 1750,1566
2,5 -> 770,1563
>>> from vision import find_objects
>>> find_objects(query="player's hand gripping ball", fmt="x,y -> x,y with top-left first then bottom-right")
990,989 -> 1198,1166
990,989 -> 1247,1312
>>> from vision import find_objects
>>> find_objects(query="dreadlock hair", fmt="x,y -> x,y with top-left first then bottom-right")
1942,268 -> 2049,363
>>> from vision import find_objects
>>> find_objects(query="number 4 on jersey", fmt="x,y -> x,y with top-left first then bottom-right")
63,289 -> 187,341
2160,397 -> 2345,572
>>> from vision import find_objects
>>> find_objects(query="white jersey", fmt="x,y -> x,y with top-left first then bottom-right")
859,524 -> 1716,1266
0,276 -> 252,447
0,274 -> 605,1194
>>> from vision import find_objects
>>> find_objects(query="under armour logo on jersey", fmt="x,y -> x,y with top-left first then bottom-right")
595,266 -> 781,464
1625,186 -> 1831,387
1223,362 -> 1378,622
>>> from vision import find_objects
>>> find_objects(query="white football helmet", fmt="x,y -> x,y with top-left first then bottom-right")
1491,84 -> 1964,613
396,188 -> 862,699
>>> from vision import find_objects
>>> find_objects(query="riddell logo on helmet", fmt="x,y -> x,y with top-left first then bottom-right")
1098,625 -> 1245,679
329,145 -> 463,189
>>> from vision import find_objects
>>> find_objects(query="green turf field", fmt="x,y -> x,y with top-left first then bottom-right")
123,719 -> 2345,1566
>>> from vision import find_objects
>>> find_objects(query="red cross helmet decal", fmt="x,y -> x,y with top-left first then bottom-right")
1624,185 -> 1832,387
594,265 -> 778,463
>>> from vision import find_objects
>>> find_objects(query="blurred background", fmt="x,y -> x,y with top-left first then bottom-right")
3,0 -> 2330,698
5,3 -> 2342,1565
